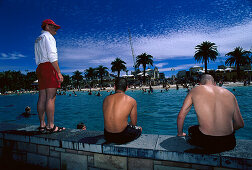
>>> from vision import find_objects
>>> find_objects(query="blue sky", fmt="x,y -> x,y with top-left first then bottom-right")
0,0 -> 251,77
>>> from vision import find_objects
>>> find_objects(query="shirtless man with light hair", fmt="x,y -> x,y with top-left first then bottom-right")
103,78 -> 142,144
177,74 -> 244,152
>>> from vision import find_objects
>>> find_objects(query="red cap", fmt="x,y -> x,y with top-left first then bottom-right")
41,19 -> 61,29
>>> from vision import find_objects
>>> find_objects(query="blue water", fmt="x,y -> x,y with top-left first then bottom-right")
0,86 -> 251,140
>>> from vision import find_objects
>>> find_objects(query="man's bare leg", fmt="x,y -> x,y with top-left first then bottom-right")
45,88 -> 65,131
45,88 -> 57,129
37,89 -> 46,128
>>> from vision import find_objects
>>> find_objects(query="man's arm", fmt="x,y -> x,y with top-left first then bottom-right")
177,92 -> 193,136
44,34 -> 63,83
129,100 -> 137,126
51,61 -> 63,83
233,97 -> 244,130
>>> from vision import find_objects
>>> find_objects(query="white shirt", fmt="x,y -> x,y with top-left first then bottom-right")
34,30 -> 58,65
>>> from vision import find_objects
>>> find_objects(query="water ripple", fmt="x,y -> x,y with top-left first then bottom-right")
0,87 -> 252,139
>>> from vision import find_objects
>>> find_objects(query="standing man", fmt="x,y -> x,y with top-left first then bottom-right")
35,19 -> 65,133
103,78 -> 142,144
177,74 -> 244,152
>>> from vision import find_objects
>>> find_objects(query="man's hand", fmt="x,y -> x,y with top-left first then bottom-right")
58,72 -> 63,83
177,132 -> 186,137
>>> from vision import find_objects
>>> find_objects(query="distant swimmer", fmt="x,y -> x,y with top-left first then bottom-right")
177,74 -> 244,153
97,92 -> 101,96
19,106 -> 36,118
77,122 -> 86,130
186,87 -> 190,92
103,78 -> 142,144
149,85 -> 153,93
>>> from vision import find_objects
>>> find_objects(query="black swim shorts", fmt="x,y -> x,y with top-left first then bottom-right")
187,125 -> 236,152
104,124 -> 142,144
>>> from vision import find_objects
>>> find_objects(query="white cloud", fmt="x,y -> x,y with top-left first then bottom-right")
133,20 -> 252,59
0,52 -> 26,60
155,62 -> 169,68
58,20 -> 252,74
159,64 -> 199,72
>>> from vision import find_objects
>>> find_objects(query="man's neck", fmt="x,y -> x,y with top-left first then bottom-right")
115,90 -> 125,94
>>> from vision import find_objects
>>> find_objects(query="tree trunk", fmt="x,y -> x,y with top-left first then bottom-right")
143,65 -> 146,84
205,58 -> 208,74
117,71 -> 120,78
237,64 -> 241,81
101,77 -> 103,87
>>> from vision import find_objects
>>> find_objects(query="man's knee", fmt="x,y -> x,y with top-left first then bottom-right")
46,97 -> 56,103
46,88 -> 57,100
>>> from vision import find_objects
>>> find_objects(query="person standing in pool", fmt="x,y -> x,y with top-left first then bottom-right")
103,78 -> 142,144
177,74 -> 244,153
35,19 -> 65,133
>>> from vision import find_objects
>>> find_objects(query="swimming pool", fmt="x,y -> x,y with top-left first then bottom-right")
0,86 -> 251,140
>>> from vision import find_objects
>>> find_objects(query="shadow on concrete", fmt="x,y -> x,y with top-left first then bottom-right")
159,136 -> 227,154
159,136 -> 196,153
78,135 -> 106,144
0,130 -> 41,136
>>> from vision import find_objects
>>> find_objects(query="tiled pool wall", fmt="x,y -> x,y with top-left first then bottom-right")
0,123 -> 251,170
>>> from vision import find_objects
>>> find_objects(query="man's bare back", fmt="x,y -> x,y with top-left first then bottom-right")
190,84 -> 239,136
103,78 -> 142,144
103,91 -> 137,133
177,74 -> 244,137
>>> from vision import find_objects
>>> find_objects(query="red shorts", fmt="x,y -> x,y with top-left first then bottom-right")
36,62 -> 61,90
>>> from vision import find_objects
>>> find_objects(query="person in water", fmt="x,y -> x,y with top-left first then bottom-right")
103,77 -> 142,144
77,122 -> 86,130
177,74 -> 244,153
19,106 -> 37,118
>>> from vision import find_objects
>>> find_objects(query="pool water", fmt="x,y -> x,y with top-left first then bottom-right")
0,86 -> 251,140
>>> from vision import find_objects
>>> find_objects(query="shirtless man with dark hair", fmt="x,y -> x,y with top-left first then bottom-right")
177,74 -> 244,152
103,78 -> 142,144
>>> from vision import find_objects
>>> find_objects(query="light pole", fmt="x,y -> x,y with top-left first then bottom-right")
171,68 -> 175,83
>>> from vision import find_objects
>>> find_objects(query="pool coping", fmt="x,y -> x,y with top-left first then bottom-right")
0,122 -> 251,169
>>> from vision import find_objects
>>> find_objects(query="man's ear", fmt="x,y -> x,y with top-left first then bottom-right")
44,24 -> 50,31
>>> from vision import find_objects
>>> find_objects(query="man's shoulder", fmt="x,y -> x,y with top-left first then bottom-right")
37,32 -> 48,40
41,31 -> 54,40
103,94 -> 112,101
218,86 -> 234,96
125,94 -> 136,103
189,85 -> 201,93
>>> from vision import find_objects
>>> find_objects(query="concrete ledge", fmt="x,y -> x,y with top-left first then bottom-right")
0,122 -> 251,169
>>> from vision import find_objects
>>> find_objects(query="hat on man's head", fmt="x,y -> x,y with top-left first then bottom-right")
41,19 -> 61,29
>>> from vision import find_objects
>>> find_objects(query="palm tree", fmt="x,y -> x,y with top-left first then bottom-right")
111,58 -> 127,78
225,47 -> 251,80
71,70 -> 83,89
61,74 -> 71,89
96,65 -> 108,87
25,71 -> 37,90
194,41 -> 218,74
85,67 -> 97,88
136,53 -> 153,84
